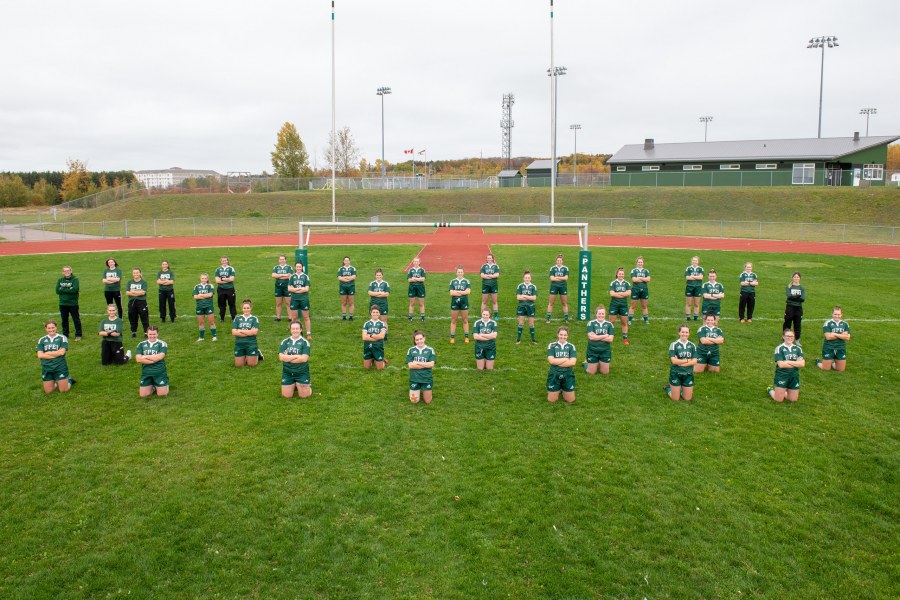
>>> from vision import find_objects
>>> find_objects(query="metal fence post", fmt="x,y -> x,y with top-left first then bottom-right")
759,221 -> 762,239
720,220 -> 724,237
799,223 -> 803,240
124,220 -> 128,238
230,218 -> 234,235
645,219 -> 648,235
153,219 -> 157,237
842,224 -> 846,242
193,218 -> 196,236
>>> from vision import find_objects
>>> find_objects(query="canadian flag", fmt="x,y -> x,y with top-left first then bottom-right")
403,148 -> 414,154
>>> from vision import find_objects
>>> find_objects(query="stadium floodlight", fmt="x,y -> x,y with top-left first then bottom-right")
547,65 -> 566,221
807,35 -> 839,138
570,124 -> 581,186
859,107 -> 877,136
376,87 -> 392,178
699,116 -> 713,142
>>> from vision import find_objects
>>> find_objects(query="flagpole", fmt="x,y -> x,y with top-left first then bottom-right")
549,0 -> 555,224
330,0 -> 336,222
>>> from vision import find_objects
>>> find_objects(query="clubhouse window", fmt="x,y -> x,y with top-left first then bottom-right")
641,165 -> 660,171
755,164 -> 777,170
683,165 -> 702,171
719,164 -> 740,170
617,166 -> 626,172
863,164 -> 884,180
792,163 -> 815,185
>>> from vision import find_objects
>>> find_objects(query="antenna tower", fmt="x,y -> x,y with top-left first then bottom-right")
501,93 -> 515,169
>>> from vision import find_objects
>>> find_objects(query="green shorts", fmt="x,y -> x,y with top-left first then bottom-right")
290,296 -> 310,311
475,345 -> 496,361
701,302 -> 721,316
608,300 -> 629,316
451,296 -> 469,311
281,371 -> 310,386
370,301 -> 388,316
274,283 -> 290,298
546,370 -> 576,392
685,285 -> 702,298
631,287 -> 649,300
516,304 -> 536,317
482,281 -> 499,295
668,370 -> 694,387
196,306 -> 214,315
549,283 -> 567,296
339,283 -> 355,296
822,346 -> 846,361
363,343 -> 385,362
234,344 -> 260,357
697,349 -> 720,366
140,373 -> 169,387
586,346 -> 611,364
41,367 -> 70,382
408,284 -> 426,298
409,380 -> 433,391
773,370 -> 800,390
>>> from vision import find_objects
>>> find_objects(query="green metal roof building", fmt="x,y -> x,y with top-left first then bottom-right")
608,134 -> 898,187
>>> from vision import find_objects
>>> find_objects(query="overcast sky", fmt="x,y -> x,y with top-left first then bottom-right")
1,0 -> 897,174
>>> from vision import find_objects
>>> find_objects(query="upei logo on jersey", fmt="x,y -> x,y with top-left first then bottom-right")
103,323 -> 117,333
577,250 -> 592,321
129,282 -> 143,292
790,288 -> 803,297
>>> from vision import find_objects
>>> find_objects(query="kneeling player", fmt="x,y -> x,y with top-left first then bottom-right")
362,306 -> 388,370
547,327 -> 577,403
37,320 -> 74,393
136,326 -> 169,397
816,306 -> 851,372
585,304 -> 614,375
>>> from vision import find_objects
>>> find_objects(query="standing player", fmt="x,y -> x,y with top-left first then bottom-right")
545,254 -> 570,323
684,255 -> 704,321
480,253 -> 501,319
585,304 -> 614,375
695,313 -> 724,373
99,303 -> 131,365
287,261 -> 312,339
232,299 -> 262,367
279,320 -> 312,399
700,269 -> 725,325
55,265 -> 82,340
193,273 -> 217,341
629,256 -> 651,325
546,326 -> 577,403
125,267 -> 149,338
664,325 -> 698,401
135,325 -> 168,397
271,255 -> 292,322
406,257 -> 427,322
362,306 -> 388,370
816,306 -> 851,372
448,265 -> 471,344
515,271 -> 538,345
783,272 -> 806,343
368,268 -> 391,329
768,329 -> 805,403
156,260 -> 176,323
337,256 -> 357,321
215,255 -> 237,323
36,320 -> 74,393
472,309 -> 498,370
102,257 -> 123,318
738,262 -> 759,323
407,331 -> 436,404
608,267 -> 631,345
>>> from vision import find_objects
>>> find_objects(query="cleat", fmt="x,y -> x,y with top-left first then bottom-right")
464,338 -> 469,344
747,319 -> 752,323
257,350 -> 265,362
131,332 -> 137,338
516,340 -> 521,345
348,316 -> 353,321
546,318 -> 551,324
341,315 -> 347,320
125,350 -> 132,359
306,333 -> 312,340
421,316 -> 426,322
531,340 -> 537,346
212,336 -> 217,342
814,358 -> 822,367
75,336 -> 82,341
449,338 -> 455,344
766,386 -> 774,396
197,337 -> 204,342
662,385 -> 670,396
740,319 -> 745,323
69,378 -> 77,387
275,317 -> 281,322
623,338 -> 630,345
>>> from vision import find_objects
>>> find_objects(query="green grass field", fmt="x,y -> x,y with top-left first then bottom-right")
1,244 -> 898,598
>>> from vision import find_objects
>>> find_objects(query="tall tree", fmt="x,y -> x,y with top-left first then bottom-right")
60,159 -> 94,201
271,122 -> 311,178
324,126 -> 361,176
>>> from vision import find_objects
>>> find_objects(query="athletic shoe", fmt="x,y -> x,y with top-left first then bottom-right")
75,336 -> 81,341
341,315 -> 346,320
740,319 -> 745,323
747,319 -> 753,323
516,340 -> 521,345
257,350 -> 265,362
546,318 -> 551,324
131,332 -> 136,338
643,319 -> 649,325
306,333 -> 312,340
125,350 -> 132,360
275,317 -> 281,322
348,316 -> 354,321
814,358 -> 822,367
212,336 -> 217,342
582,362 -> 588,373
766,386 -> 774,396
662,385 -> 670,396
69,378 -> 77,387
623,338 -> 630,346
530,340 -> 537,346
449,338 -> 455,344
420,316 -> 425,322
197,337 -> 204,342
408,316 -> 413,322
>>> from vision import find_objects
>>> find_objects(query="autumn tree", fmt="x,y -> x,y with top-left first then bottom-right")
324,126 -> 361,176
271,122 -> 311,178
0,174 -> 36,207
60,159 -> 95,201
887,144 -> 899,171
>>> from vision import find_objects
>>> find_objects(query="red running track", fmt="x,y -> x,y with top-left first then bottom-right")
0,231 -> 897,259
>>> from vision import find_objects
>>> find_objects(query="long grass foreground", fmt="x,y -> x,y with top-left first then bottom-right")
1,244 -> 897,598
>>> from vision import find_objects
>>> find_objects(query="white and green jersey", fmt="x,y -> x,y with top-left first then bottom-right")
103,267 -> 122,292
99,317 -> 124,340
157,269 -> 174,288
609,279 -> 631,301
289,273 -> 310,299
449,277 -> 470,293
279,335 -> 310,376
547,341 -> 577,376
215,265 -> 235,290
480,263 -> 500,278
136,339 -> 167,377
685,265 -> 704,288
472,318 -> 497,349
516,282 -> 537,308
774,342 -> 803,378
407,267 -> 426,283
193,283 -> 214,311
125,278 -> 148,298
362,319 -> 387,346
338,265 -> 357,280
739,271 -> 758,294
232,315 -> 259,345
701,282 -> 724,311
669,340 -> 697,375
37,334 -> 68,372
273,264 -> 292,289
586,319 -> 614,351
822,319 -> 850,351
549,265 -> 569,279
697,325 -> 723,352
630,267 -> 650,290
407,345 -> 436,384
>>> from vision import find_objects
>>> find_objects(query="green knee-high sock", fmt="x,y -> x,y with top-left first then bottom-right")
530,327 -> 536,341
517,326 -> 523,341
199,329 -> 206,339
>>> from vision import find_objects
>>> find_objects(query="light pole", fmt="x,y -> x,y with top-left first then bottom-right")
570,124 -> 581,186
860,107 -> 877,136
807,35 -> 839,138
376,86 -> 391,179
699,116 -> 713,142
548,65 -> 566,216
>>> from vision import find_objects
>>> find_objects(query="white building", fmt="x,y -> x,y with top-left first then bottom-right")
133,167 -> 222,189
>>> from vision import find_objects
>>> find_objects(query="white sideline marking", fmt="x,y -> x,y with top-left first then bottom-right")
334,363 -> 518,372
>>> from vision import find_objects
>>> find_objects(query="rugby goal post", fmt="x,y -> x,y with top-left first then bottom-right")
297,220 -> 594,320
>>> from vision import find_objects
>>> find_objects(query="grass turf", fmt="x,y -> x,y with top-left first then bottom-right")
1,245 -> 897,598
